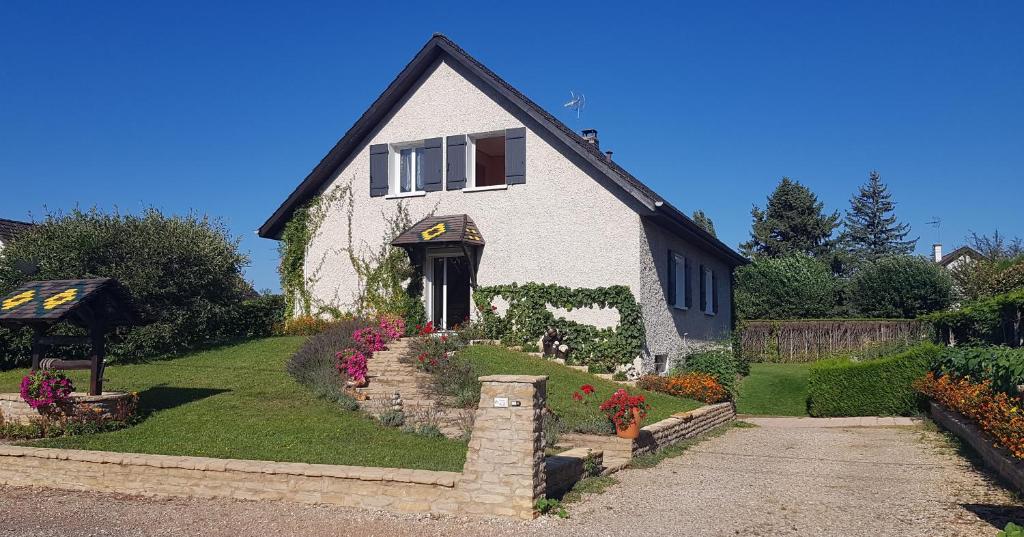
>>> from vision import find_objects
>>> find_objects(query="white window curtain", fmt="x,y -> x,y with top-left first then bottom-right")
399,147 -> 425,193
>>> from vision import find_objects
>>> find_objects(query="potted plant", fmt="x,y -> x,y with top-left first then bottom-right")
20,370 -> 75,412
600,388 -> 649,439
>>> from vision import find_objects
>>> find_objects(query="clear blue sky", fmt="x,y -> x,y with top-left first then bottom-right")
2,2 -> 1021,292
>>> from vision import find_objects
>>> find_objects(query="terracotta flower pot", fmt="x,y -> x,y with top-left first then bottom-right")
615,407 -> 642,439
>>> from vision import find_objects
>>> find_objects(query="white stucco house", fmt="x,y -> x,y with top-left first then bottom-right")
0,218 -> 32,252
259,34 -> 746,372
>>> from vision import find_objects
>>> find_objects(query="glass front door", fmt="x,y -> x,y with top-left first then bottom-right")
428,255 -> 471,330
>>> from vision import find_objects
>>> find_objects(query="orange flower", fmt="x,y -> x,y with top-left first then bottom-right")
916,372 -> 1024,459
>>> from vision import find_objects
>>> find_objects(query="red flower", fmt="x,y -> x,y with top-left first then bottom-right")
581,384 -> 595,395
572,391 -> 583,402
440,334 -> 448,343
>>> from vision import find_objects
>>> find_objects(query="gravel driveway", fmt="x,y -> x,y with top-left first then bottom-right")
1,421 -> 1020,536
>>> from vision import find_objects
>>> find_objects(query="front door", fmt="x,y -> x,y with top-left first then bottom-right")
428,255 -> 472,330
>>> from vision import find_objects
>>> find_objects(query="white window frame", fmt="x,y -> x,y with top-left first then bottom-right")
672,253 -> 687,310
387,141 -> 428,197
464,131 -> 508,192
703,267 -> 715,316
424,249 -> 464,331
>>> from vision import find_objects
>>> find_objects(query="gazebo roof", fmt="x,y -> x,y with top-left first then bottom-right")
0,278 -> 135,326
391,214 -> 485,247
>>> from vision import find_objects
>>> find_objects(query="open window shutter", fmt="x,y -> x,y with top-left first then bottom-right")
369,144 -> 389,197
422,137 -> 443,192
684,258 -> 693,309
505,127 -> 526,184
446,135 -> 468,190
712,270 -> 719,314
699,264 -> 707,313
666,250 -> 676,306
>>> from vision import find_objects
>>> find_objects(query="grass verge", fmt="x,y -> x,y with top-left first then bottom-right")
562,475 -> 619,503
735,363 -> 811,416
0,337 -> 468,471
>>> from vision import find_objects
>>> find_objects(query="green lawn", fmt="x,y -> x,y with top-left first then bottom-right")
735,363 -> 811,416
460,345 -> 701,428
0,337 -> 468,471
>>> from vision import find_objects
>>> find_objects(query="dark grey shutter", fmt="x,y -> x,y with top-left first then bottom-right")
684,258 -> 693,309
446,135 -> 467,190
369,144 -> 389,197
505,127 -> 526,184
422,137 -> 443,192
699,264 -> 707,313
666,250 -> 676,306
712,270 -> 719,314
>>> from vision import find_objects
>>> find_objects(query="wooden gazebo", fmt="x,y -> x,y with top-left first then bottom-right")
0,278 -> 134,395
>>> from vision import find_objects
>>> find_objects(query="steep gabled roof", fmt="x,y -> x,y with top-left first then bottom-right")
938,245 -> 984,267
0,218 -> 33,244
258,34 -> 746,266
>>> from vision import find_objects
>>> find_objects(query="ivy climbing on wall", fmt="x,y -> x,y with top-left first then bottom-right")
473,283 -> 646,372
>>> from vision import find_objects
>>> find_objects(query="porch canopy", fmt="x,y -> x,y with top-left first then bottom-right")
0,278 -> 135,395
392,214 -> 484,286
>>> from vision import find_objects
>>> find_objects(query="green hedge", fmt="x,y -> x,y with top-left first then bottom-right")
924,289 -> 1024,347
807,342 -> 941,417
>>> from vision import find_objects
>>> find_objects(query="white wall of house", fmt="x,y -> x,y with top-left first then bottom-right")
639,220 -> 733,371
304,58 -> 644,330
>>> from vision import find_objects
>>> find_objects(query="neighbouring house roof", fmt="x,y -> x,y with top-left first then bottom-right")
938,246 -> 984,267
392,215 -> 485,247
0,218 -> 33,245
0,278 -> 135,327
258,34 -> 746,267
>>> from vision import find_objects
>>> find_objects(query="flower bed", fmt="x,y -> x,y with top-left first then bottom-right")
915,372 -> 1024,459
638,373 -> 730,404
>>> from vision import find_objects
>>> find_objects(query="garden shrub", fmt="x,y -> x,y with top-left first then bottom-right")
0,208 -> 271,366
473,282 -> 645,372
925,289 -> 1024,347
848,256 -> 953,318
807,342 -> 941,417
916,372 -> 1024,460
286,318 -> 372,409
734,254 -> 838,319
932,345 -> 1024,395
676,347 -> 738,393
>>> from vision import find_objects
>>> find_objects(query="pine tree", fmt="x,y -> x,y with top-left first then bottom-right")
740,177 -> 839,259
692,210 -> 716,237
842,170 -> 916,260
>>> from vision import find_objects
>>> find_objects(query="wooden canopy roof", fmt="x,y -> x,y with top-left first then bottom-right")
0,278 -> 135,327
391,215 -> 485,247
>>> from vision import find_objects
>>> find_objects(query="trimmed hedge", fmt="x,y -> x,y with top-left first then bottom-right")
924,289 -> 1024,347
807,342 -> 942,417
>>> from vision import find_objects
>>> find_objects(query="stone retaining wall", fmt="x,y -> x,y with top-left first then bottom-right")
0,375 -> 549,520
929,402 -> 1024,494
0,392 -> 135,425
544,447 -> 603,499
562,402 -> 735,468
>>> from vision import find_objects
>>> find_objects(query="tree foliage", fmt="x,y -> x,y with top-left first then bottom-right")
692,210 -> 716,237
966,230 -> 1024,260
734,254 -> 838,319
740,177 -> 839,259
848,256 -> 952,318
0,208 -> 273,366
841,171 -> 916,260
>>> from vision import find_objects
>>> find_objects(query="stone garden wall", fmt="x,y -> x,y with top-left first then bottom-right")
930,402 -> 1024,494
0,375 -> 550,520
0,392 -> 134,424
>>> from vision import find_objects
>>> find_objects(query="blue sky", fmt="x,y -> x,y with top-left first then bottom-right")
2,2 -> 1021,292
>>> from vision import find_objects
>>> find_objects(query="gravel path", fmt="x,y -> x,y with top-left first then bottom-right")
1,421 -> 1020,536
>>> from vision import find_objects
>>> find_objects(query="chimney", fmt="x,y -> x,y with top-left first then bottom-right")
581,129 -> 599,149
933,243 -> 943,263
604,150 -> 613,161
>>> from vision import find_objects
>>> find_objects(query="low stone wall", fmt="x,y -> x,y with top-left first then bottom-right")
0,392 -> 135,425
0,375 -> 549,520
561,402 -> 736,468
544,447 -> 603,499
929,402 -> 1024,494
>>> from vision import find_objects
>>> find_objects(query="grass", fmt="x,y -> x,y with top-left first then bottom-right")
561,475 -> 619,503
0,337 -> 468,471
735,363 -> 811,416
459,345 -> 702,429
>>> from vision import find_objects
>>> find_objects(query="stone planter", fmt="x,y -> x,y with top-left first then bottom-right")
929,401 -> 1024,495
0,392 -> 135,425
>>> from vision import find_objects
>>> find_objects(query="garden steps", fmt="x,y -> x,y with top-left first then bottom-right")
354,338 -> 469,438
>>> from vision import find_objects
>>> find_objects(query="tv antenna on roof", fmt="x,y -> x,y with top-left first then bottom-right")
564,91 -> 586,119
925,217 -> 942,244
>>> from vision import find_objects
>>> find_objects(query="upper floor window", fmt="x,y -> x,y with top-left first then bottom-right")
469,134 -> 506,188
394,143 -> 427,195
